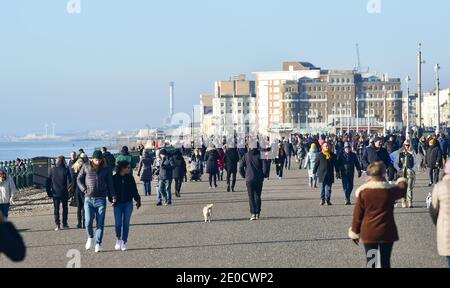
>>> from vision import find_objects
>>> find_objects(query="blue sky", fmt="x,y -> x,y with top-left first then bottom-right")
0,0 -> 449,135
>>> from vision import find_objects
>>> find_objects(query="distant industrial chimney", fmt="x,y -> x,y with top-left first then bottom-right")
169,82 -> 175,117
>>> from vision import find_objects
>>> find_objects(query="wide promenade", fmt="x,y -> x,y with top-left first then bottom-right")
0,166 -> 445,268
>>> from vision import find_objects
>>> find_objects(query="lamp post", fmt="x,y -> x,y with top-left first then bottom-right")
383,86 -> 387,136
356,94 -> 359,133
347,100 -> 350,135
435,64 -> 441,135
297,113 -> 301,133
366,93 -> 371,137
405,76 -> 411,140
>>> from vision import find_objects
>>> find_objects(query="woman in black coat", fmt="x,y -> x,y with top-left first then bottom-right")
224,145 -> 239,192
240,147 -> 264,220
275,143 -> 286,179
313,142 -> 339,206
137,151 -> 154,196
205,146 -> 219,189
172,150 -> 187,197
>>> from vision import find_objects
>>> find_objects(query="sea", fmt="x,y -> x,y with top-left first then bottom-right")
0,140 -> 118,162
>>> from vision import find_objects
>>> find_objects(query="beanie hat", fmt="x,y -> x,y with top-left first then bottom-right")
429,139 -> 437,146
121,146 -> 129,154
344,142 -> 352,148
92,150 -> 103,160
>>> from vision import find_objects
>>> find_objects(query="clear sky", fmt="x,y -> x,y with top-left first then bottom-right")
0,0 -> 449,135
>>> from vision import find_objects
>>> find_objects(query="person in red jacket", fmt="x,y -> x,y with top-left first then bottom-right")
217,148 -> 225,182
348,161 -> 407,268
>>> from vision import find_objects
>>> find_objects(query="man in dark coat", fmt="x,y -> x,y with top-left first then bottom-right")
205,147 -> 219,189
224,145 -> 239,192
240,145 -> 264,221
46,156 -> 72,230
362,137 -> 393,180
337,143 -> 362,205
313,142 -> 339,206
283,139 -> 294,170
426,138 -> 443,186
172,149 -> 187,197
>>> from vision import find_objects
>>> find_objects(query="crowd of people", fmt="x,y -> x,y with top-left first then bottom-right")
1,130 -> 450,268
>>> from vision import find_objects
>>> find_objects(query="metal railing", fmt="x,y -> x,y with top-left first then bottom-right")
0,159 -> 34,190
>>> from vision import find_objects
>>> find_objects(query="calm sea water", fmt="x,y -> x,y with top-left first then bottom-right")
0,140 -> 117,162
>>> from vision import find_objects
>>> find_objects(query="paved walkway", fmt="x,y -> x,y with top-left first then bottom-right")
0,165 -> 446,268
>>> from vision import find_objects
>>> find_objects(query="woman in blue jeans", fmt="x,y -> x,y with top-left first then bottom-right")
113,161 -> 141,251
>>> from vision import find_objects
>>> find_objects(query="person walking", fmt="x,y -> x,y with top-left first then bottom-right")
398,140 -> 417,208
101,147 -> 116,173
0,168 -> 17,222
426,138 -> 443,187
217,148 -> 225,181
225,144 -> 239,192
172,149 -> 187,198
261,137 -> 273,180
337,143 -> 362,205
304,143 -> 319,188
362,137 -> 393,180
71,153 -> 88,229
348,162 -> 407,268
240,144 -> 264,221
137,150 -> 154,196
115,146 -> 137,175
205,145 -> 219,189
112,161 -> 141,252
313,142 -> 339,206
154,149 -> 175,206
283,139 -> 293,170
46,156 -> 72,231
77,151 -> 116,253
297,140 -> 307,170
430,160 -> 450,268
275,143 -> 286,180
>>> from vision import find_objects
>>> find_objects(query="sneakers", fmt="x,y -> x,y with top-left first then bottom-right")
327,201 -> 333,206
62,225 -> 70,230
255,214 -> 260,220
401,199 -> 407,208
54,226 -> 60,231
209,186 -> 212,190
249,214 -> 257,221
94,244 -> 102,253
407,200 -> 413,208
85,238 -> 94,250
320,201 -> 326,206
345,200 -> 352,206
121,242 -> 128,251
156,202 -> 162,206
115,240 -> 123,251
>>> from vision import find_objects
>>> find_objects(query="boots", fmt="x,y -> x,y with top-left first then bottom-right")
407,200 -> 413,208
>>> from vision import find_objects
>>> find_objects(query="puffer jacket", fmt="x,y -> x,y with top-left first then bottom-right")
431,175 -> 450,256
77,161 -> 115,199
0,170 -> 17,205
426,144 -> 443,168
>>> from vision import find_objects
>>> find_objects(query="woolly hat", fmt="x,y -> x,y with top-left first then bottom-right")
429,139 -> 437,146
92,150 -> 103,160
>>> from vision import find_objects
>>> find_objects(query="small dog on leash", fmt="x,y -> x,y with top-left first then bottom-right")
203,204 -> 214,223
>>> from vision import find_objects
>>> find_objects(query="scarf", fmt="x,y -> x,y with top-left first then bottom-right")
322,148 -> 331,160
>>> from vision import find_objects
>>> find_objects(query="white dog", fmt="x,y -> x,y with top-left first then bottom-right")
203,204 -> 214,223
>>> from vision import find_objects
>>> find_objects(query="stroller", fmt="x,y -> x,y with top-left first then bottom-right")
189,159 -> 202,182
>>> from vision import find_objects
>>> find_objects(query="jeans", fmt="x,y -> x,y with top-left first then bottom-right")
364,243 -> 394,268
84,198 -> 107,245
174,178 -> 183,193
342,175 -> 354,201
285,155 -> 291,170
247,181 -> 263,214
76,192 -> 85,227
309,176 -> 317,188
218,169 -> 224,181
208,173 -> 217,187
157,179 -> 172,204
429,167 -> 440,184
226,171 -> 237,191
320,180 -> 333,202
143,181 -> 151,196
113,201 -> 133,243
53,198 -> 68,227
0,203 -> 10,221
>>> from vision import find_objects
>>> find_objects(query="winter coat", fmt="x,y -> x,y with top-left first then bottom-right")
112,173 -> 141,205
205,149 -> 219,174
362,146 -> 392,169
217,150 -> 225,170
137,156 -> 154,182
431,175 -> 450,256
313,152 -> 339,184
103,152 -> 116,171
77,161 -> 115,199
0,171 -> 17,205
172,155 -> 187,179
426,144 -> 443,169
349,178 -> 407,244
240,149 -> 264,184
154,157 -> 175,180
337,152 -> 361,179
384,141 -> 399,154
190,154 -> 203,172
46,163 -> 72,199
304,151 -> 318,178
224,148 -> 239,173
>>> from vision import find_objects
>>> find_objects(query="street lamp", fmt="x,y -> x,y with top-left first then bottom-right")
405,76 -> 411,139
297,113 -> 300,133
383,86 -> 387,136
356,94 -> 359,133
435,64 -> 441,135
347,100 -> 350,135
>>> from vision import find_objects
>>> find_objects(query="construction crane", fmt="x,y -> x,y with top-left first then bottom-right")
354,43 -> 370,73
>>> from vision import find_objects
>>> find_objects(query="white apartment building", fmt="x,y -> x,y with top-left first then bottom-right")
423,88 -> 450,127
253,62 -> 321,136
